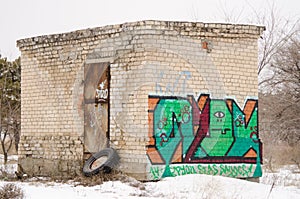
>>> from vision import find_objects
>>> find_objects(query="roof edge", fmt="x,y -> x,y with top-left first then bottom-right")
17,20 -> 265,49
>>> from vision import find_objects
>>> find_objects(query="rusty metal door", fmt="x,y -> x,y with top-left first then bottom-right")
84,63 -> 110,154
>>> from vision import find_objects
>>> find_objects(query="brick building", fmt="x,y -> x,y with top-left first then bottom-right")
17,20 -> 264,180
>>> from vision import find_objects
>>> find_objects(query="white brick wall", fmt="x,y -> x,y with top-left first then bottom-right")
17,20 -> 264,179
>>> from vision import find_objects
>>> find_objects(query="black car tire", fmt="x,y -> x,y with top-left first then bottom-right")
83,148 -> 119,177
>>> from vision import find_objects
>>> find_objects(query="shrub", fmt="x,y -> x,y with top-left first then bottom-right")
0,183 -> 24,199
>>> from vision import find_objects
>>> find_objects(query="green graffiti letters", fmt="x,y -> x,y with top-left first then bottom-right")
172,165 -> 197,176
150,166 -> 163,180
147,93 -> 263,179
149,164 -> 255,180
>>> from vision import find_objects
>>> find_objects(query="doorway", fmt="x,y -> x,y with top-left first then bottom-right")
84,63 -> 110,156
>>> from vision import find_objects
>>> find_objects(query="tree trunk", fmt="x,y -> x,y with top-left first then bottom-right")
3,151 -> 7,164
1,139 -> 7,164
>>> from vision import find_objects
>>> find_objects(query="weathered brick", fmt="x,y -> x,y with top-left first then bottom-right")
17,20 -> 263,180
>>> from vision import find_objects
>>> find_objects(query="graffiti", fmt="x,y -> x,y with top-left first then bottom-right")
94,66 -> 109,104
147,93 -> 262,179
172,164 -> 197,176
197,164 -> 254,178
96,79 -> 108,101
149,164 -> 255,180
156,71 -> 191,94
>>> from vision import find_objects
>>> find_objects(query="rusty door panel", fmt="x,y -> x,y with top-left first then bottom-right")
84,63 -> 110,153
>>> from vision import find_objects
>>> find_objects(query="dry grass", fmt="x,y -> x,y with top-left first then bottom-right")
72,169 -> 132,187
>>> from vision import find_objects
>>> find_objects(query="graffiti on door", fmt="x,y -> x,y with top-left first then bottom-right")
147,93 -> 262,179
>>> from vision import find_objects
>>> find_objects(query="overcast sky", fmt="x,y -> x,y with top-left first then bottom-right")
0,0 -> 299,60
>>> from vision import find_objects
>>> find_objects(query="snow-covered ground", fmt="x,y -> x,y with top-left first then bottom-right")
0,154 -> 18,177
1,155 -> 299,199
0,173 -> 299,199
260,165 -> 300,188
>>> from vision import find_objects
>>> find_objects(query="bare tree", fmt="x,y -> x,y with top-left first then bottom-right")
248,2 -> 300,146
271,35 -> 300,97
255,4 -> 299,85
259,33 -> 300,146
268,34 -> 300,145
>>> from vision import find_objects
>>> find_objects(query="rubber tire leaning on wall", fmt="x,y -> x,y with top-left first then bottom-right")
83,148 -> 119,177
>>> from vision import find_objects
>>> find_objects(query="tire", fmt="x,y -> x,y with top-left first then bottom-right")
83,148 -> 119,177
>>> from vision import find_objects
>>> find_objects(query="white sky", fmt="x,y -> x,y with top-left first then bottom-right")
0,0 -> 299,60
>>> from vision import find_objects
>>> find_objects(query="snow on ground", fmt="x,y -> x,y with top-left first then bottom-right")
0,173 -> 299,199
260,165 -> 300,188
147,174 -> 300,199
0,155 -> 299,199
0,154 -> 18,176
